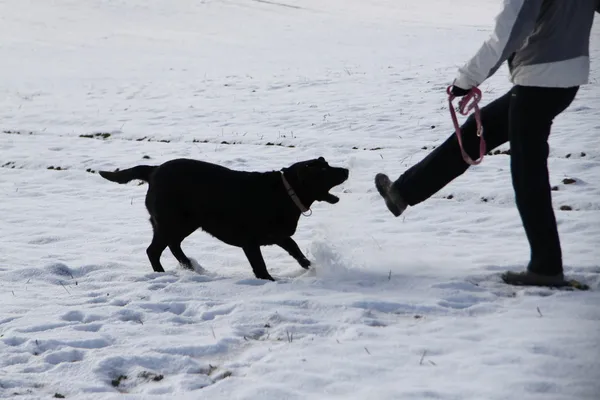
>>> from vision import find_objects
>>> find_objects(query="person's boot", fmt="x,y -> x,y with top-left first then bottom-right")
501,270 -> 568,287
375,173 -> 408,217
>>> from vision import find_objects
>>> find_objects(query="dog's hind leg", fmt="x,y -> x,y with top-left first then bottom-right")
146,228 -> 167,272
276,237 -> 311,269
165,220 -> 198,270
168,241 -> 193,270
242,245 -> 275,281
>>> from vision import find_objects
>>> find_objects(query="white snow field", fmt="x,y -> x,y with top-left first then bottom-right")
1,0 -> 599,398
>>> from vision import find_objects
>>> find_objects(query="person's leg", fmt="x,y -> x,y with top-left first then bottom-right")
502,85 -> 579,286
375,89 -> 514,216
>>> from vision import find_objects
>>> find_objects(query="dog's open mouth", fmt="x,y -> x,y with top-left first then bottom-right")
321,168 -> 349,204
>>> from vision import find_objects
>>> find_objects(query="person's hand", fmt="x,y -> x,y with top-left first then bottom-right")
448,85 -> 470,97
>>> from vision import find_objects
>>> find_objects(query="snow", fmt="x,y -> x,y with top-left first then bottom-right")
1,0 -> 599,398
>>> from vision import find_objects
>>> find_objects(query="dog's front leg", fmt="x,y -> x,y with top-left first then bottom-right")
276,237 -> 311,269
242,245 -> 275,281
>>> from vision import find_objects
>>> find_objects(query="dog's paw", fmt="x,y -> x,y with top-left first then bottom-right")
298,258 -> 311,269
187,257 -> 207,273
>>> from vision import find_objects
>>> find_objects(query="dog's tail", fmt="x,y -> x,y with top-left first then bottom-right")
99,165 -> 157,184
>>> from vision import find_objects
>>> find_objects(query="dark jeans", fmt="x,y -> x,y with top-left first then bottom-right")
393,85 -> 579,275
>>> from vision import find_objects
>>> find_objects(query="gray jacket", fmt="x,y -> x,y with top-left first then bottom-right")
454,0 -> 600,89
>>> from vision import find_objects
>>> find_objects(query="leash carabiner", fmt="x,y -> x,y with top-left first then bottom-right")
446,86 -> 486,165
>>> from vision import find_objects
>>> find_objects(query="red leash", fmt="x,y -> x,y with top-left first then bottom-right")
446,86 -> 486,165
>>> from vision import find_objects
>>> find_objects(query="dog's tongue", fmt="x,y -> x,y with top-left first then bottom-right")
323,193 -> 339,204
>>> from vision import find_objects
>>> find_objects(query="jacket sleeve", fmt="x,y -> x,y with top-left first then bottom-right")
453,0 -> 543,89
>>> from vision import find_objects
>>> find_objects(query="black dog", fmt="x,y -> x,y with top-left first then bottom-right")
99,157 -> 349,280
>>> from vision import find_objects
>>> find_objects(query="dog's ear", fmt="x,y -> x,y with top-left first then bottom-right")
318,157 -> 325,162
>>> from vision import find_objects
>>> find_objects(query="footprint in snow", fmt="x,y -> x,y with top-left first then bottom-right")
200,305 -> 236,321
437,294 -> 490,310
431,281 -> 488,293
352,300 -> 442,316
137,302 -> 188,316
95,355 -> 214,393
235,278 -> 272,286
86,291 -> 110,304
2,336 -> 28,347
115,309 -> 145,324
16,322 -> 71,333
44,349 -> 85,365
148,283 -> 169,291
110,298 -> 129,307
61,310 -> 105,323
72,323 -> 103,332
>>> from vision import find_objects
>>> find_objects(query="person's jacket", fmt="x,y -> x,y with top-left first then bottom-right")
454,0 -> 599,89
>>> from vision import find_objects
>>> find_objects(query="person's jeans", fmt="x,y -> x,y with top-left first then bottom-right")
392,85 -> 579,275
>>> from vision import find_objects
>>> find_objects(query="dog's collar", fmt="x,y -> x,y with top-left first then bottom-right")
280,171 -> 312,217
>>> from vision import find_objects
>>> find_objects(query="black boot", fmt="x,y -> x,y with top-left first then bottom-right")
501,270 -> 567,287
375,173 -> 408,217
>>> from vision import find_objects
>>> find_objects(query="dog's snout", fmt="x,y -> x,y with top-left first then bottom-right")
335,167 -> 349,181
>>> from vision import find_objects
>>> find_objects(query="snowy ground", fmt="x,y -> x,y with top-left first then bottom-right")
1,1 -> 599,399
